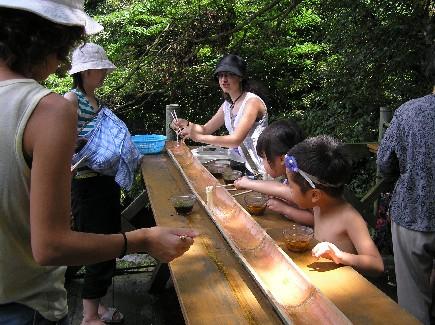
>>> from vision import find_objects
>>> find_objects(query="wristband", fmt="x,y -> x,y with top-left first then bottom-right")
119,232 -> 128,259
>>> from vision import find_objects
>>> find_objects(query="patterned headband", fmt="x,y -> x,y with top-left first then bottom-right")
284,155 -> 343,189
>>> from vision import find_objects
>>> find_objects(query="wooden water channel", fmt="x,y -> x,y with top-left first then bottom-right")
140,139 -> 417,324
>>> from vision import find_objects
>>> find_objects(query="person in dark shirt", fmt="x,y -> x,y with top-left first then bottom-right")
377,57 -> 435,324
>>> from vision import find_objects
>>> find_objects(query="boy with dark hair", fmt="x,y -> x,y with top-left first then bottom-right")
234,119 -> 314,225
286,135 -> 384,275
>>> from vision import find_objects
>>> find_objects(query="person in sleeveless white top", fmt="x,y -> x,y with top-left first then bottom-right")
172,54 -> 268,177
0,2 -> 197,324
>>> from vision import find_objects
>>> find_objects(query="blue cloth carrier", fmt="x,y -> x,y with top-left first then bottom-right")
72,107 -> 142,190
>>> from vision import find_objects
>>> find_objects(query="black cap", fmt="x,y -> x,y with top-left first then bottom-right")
214,54 -> 247,78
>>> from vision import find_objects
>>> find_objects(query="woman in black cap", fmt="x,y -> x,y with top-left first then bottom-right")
174,54 -> 268,178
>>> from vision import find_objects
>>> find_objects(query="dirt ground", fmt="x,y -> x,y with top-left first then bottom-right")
66,268 -> 184,325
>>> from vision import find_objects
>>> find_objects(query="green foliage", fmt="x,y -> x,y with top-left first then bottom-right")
44,74 -> 73,95
49,0 -> 433,197
312,0 -> 431,133
54,0 -> 434,134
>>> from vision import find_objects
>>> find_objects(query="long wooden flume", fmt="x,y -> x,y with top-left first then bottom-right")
166,141 -> 352,324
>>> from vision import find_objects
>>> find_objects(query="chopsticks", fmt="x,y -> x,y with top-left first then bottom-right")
170,110 -> 182,146
214,184 -> 248,193
214,184 -> 234,188
215,183 -> 240,191
231,189 -> 253,197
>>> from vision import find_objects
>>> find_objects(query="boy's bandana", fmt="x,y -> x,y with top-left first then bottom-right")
284,154 -> 343,188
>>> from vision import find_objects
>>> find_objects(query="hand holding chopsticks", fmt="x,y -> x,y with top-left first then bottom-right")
170,110 -> 183,145
213,184 -> 253,196
170,111 -> 190,133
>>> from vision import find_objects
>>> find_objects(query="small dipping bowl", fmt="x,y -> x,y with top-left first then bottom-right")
243,191 -> 268,215
222,169 -> 243,184
205,160 -> 230,178
170,194 -> 196,215
283,225 -> 314,252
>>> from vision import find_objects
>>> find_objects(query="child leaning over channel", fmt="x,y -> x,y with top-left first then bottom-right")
285,135 -> 384,276
234,119 -> 314,226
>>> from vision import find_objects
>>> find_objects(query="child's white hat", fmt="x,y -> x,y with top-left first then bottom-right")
69,43 -> 116,75
0,0 -> 103,35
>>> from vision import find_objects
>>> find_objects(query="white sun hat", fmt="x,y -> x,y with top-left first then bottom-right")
69,43 -> 117,75
0,0 -> 103,35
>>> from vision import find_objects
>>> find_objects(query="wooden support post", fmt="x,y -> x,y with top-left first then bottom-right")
376,107 -> 393,182
378,107 -> 393,145
165,103 -> 180,141
374,106 -> 393,216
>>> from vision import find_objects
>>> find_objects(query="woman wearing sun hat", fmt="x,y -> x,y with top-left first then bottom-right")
64,43 -> 124,324
0,2 -> 197,323
172,54 -> 269,178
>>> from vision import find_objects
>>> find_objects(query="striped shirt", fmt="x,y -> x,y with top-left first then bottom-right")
72,88 -> 99,136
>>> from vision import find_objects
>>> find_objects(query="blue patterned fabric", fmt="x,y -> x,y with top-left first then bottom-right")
72,107 -> 142,190
377,94 -> 435,232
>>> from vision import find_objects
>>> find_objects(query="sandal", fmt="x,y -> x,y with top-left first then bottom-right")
99,307 -> 124,324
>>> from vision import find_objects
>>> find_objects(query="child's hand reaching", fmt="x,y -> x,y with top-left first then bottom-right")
233,176 -> 253,189
266,197 -> 289,215
312,242 -> 343,264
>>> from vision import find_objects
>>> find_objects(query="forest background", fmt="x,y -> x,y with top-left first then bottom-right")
47,0 -> 434,200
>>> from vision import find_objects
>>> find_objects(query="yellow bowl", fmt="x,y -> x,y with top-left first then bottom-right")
244,191 -> 268,215
283,225 -> 314,252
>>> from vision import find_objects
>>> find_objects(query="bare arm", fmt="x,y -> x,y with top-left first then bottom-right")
200,106 -> 226,134
234,177 -> 292,200
234,177 -> 314,225
182,98 -> 266,148
266,198 -> 314,226
342,214 -> 384,275
312,214 -> 384,276
174,105 -> 225,136
25,94 -> 197,266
